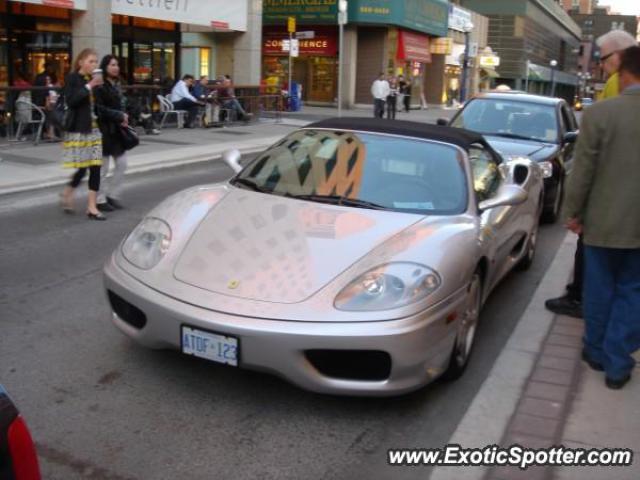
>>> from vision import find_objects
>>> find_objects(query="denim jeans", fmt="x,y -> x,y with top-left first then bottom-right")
583,245 -> 640,380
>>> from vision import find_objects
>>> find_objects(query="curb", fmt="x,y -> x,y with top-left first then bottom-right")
430,232 -> 577,480
0,144 -> 272,198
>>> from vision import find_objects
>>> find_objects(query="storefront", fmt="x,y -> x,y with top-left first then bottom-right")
262,26 -> 338,103
349,0 -> 448,107
0,0 -> 84,89
263,0 -> 449,108
0,0 -> 250,89
390,28 -> 432,108
112,15 -> 180,85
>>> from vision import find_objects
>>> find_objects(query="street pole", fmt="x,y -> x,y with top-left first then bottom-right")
550,59 -> 558,97
524,60 -> 530,93
460,22 -> 473,104
288,31 -> 293,102
338,1 -> 348,117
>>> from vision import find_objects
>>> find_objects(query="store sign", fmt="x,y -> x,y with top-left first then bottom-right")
397,31 -> 431,64
352,0 -> 448,38
430,37 -> 453,55
111,0 -> 248,31
263,0 -> 339,25
448,5 -> 472,33
12,0 -> 87,9
264,33 -> 337,57
480,55 -> 501,67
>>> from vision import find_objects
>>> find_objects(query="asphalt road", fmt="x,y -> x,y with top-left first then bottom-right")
0,157 -> 567,480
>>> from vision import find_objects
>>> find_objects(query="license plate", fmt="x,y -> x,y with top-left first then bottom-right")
181,326 -> 239,367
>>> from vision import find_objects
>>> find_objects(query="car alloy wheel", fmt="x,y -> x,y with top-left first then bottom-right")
443,273 -> 482,380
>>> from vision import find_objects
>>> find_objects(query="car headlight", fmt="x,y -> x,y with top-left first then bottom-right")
538,161 -> 554,178
122,217 -> 172,270
334,262 -> 441,311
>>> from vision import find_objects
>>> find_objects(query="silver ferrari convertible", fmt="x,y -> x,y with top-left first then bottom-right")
103,118 -> 543,396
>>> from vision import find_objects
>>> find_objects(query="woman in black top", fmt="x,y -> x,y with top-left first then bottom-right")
60,48 -> 105,220
95,54 -> 129,211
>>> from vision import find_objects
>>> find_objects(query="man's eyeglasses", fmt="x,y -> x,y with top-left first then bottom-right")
600,52 -> 615,63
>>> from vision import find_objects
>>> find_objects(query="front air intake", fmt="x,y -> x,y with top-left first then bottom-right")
305,349 -> 392,381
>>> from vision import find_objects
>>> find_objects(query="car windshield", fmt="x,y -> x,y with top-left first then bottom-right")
451,98 -> 559,143
231,129 -> 468,215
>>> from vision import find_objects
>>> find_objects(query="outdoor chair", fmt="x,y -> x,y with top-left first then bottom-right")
157,94 -> 186,129
14,96 -> 46,145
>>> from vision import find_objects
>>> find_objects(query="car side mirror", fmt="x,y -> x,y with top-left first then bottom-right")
479,185 -> 528,211
436,118 -> 448,126
222,148 -> 242,174
563,131 -> 578,144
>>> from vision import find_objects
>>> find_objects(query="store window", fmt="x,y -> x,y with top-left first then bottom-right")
200,48 -> 211,78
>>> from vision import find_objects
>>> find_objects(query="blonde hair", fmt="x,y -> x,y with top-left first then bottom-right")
73,48 -> 98,72
596,30 -> 637,55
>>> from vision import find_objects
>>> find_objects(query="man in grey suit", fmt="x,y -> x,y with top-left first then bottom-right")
563,46 -> 640,390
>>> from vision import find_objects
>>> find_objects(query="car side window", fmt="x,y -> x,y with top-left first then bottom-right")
469,145 -> 500,202
560,105 -> 575,133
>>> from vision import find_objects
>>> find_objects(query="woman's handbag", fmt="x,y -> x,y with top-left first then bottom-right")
119,125 -> 139,151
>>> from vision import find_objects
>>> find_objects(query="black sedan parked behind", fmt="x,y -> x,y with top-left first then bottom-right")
441,92 -> 578,223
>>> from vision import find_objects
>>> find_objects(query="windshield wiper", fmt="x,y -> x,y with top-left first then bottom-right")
485,132 -> 548,142
289,194 -> 388,210
231,178 -> 269,193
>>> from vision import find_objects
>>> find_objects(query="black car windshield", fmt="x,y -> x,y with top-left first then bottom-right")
231,129 -> 468,215
451,99 -> 559,143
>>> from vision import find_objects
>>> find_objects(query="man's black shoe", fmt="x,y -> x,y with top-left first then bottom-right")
107,197 -> 124,210
545,295 -> 583,318
581,350 -> 604,371
605,374 -> 631,390
97,202 -> 115,212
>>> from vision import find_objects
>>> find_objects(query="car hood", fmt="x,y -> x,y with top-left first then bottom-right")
484,136 -> 558,162
172,188 -> 424,304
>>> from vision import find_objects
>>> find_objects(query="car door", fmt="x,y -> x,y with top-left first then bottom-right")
558,102 -> 578,176
470,145 -> 520,290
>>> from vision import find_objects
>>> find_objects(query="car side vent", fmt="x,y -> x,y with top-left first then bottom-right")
513,165 -> 529,185
305,350 -> 392,381
107,291 -> 147,329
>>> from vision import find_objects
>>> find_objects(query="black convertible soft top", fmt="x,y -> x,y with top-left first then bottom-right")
305,117 -> 499,156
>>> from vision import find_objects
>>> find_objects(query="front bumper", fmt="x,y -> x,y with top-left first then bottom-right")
103,255 -> 466,396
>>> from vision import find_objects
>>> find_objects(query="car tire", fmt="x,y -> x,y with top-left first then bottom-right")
442,271 -> 482,381
541,175 -> 563,224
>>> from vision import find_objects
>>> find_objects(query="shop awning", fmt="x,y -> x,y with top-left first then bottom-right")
11,0 -> 87,9
397,31 -> 432,64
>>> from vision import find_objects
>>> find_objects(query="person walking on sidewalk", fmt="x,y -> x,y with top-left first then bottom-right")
386,76 -> 398,120
545,30 -> 637,319
95,54 -> 130,212
398,75 -> 411,113
59,48 -> 105,221
563,46 -> 640,390
371,73 -> 390,119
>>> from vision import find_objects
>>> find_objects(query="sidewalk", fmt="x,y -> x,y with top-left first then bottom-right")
0,105 -> 455,196
432,233 -> 640,480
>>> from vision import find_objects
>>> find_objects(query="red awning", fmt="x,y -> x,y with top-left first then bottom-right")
397,31 -> 432,64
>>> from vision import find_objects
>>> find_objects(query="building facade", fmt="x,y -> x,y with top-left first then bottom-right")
262,0 -> 449,108
0,0 -> 261,90
461,0 -> 582,100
